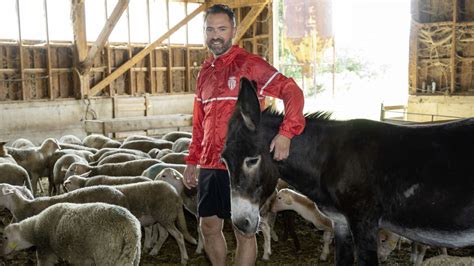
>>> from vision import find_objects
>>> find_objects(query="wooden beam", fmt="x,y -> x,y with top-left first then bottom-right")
450,0 -> 458,94
233,1 -> 270,44
71,0 -> 90,98
44,0 -> 53,100
16,0 -> 27,100
207,0 -> 267,8
89,3 -> 207,96
82,0 -> 129,73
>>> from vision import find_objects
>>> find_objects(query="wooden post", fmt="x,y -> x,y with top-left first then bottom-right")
233,0 -> 270,44
146,0 -> 155,94
44,0 -> 53,100
126,6 -> 134,95
16,0 -> 27,100
450,0 -> 458,94
166,0 -> 172,93
185,2 -> 191,93
72,0 -> 90,98
82,0 -> 129,73
88,3 -> 206,96
104,0 -> 114,96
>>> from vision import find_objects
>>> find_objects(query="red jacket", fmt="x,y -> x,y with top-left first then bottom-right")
185,45 -> 305,170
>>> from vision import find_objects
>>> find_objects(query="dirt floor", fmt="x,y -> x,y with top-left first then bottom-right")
0,181 -> 473,265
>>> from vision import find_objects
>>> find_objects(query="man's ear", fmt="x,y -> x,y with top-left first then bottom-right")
237,77 -> 261,131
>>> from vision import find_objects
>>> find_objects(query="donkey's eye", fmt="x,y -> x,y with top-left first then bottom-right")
244,156 -> 261,168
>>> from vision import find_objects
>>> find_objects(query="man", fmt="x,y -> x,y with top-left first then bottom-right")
183,4 -> 305,265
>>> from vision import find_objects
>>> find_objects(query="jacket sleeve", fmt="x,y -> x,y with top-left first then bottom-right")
248,57 -> 306,139
184,94 -> 204,165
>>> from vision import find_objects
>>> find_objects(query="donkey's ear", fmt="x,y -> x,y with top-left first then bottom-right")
237,77 -> 261,131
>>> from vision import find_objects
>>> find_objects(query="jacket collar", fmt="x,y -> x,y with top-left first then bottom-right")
203,45 -> 242,68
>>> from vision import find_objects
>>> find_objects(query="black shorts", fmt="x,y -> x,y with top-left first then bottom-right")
197,168 -> 231,219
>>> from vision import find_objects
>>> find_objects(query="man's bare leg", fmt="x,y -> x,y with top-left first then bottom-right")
200,216 -> 227,266
234,227 -> 257,266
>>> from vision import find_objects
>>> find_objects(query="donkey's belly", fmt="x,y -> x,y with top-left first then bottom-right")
381,221 -> 474,248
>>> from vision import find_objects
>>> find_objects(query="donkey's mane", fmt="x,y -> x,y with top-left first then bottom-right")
263,107 -> 332,121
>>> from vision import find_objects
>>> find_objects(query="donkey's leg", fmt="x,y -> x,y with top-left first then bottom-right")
334,221 -> 354,266
350,219 -> 379,266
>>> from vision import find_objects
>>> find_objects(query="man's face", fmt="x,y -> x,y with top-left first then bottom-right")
204,13 -> 235,56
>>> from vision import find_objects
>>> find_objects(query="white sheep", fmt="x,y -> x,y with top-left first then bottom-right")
96,153 -> 148,166
161,131 -> 192,142
155,168 -> 202,253
120,139 -> 173,153
0,164 -> 33,193
82,134 -> 121,149
171,137 -> 191,153
51,154 -> 87,195
10,138 -> 35,149
7,138 -> 60,195
0,202 -> 141,265
159,152 -> 187,164
64,174 -> 151,190
65,159 -> 161,179
0,183 -> 129,221
113,181 -> 197,264
0,141 -> 16,164
58,134 -> 82,145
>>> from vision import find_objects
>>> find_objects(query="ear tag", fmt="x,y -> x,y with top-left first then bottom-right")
8,242 -> 17,250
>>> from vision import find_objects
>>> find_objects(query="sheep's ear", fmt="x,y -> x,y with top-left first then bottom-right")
2,187 -> 14,195
237,77 -> 261,131
79,171 -> 91,178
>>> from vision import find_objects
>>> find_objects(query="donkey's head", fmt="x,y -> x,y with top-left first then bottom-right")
222,77 -> 279,235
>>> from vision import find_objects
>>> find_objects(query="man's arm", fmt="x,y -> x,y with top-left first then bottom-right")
183,95 -> 204,189
248,57 -> 306,160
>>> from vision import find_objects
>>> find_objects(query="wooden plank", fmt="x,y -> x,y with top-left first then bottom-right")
450,0 -> 458,93
44,0 -> 53,99
71,0 -> 90,98
84,114 -> 193,134
233,1 -> 270,44
207,0 -> 267,8
89,3 -> 206,96
16,0 -> 27,100
408,20 -> 419,94
83,0 -> 129,72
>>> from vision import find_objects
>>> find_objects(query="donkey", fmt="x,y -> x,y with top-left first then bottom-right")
221,77 -> 474,265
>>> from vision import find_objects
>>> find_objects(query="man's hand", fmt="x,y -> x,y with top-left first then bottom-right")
183,164 -> 198,189
269,134 -> 291,161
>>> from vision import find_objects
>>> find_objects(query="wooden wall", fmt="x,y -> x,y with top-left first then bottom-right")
0,1 -> 273,102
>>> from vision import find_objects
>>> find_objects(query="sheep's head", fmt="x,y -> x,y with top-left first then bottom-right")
40,138 -> 60,156
65,162 -> 91,179
271,189 -> 294,212
0,224 -> 34,256
63,173 -> 88,192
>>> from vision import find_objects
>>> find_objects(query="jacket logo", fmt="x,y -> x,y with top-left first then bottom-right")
228,76 -> 237,90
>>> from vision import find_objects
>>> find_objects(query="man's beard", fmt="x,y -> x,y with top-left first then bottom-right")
207,38 -> 232,56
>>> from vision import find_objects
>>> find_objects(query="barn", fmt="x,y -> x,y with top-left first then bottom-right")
0,0 -> 473,265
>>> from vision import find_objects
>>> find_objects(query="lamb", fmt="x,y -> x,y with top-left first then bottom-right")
159,152 -> 187,164
0,164 -> 33,193
96,152 -> 148,166
123,134 -> 157,143
271,188 -> 334,261
113,181 -> 197,263
0,202 -> 141,265
82,134 -> 121,149
10,138 -> 35,149
421,255 -> 474,266
154,168 -> 202,254
58,143 -> 98,153
0,183 -> 34,200
0,141 -> 16,164
64,174 -> 152,190
141,162 -> 186,179
65,159 -> 161,179
7,138 -> 60,195
161,131 -> 192,142
156,148 -> 173,159
89,148 -> 150,162
271,188 -> 402,261
51,154 -> 88,195
58,134 -> 82,145
171,137 -> 191,153
0,183 -> 129,221
120,139 -> 173,153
